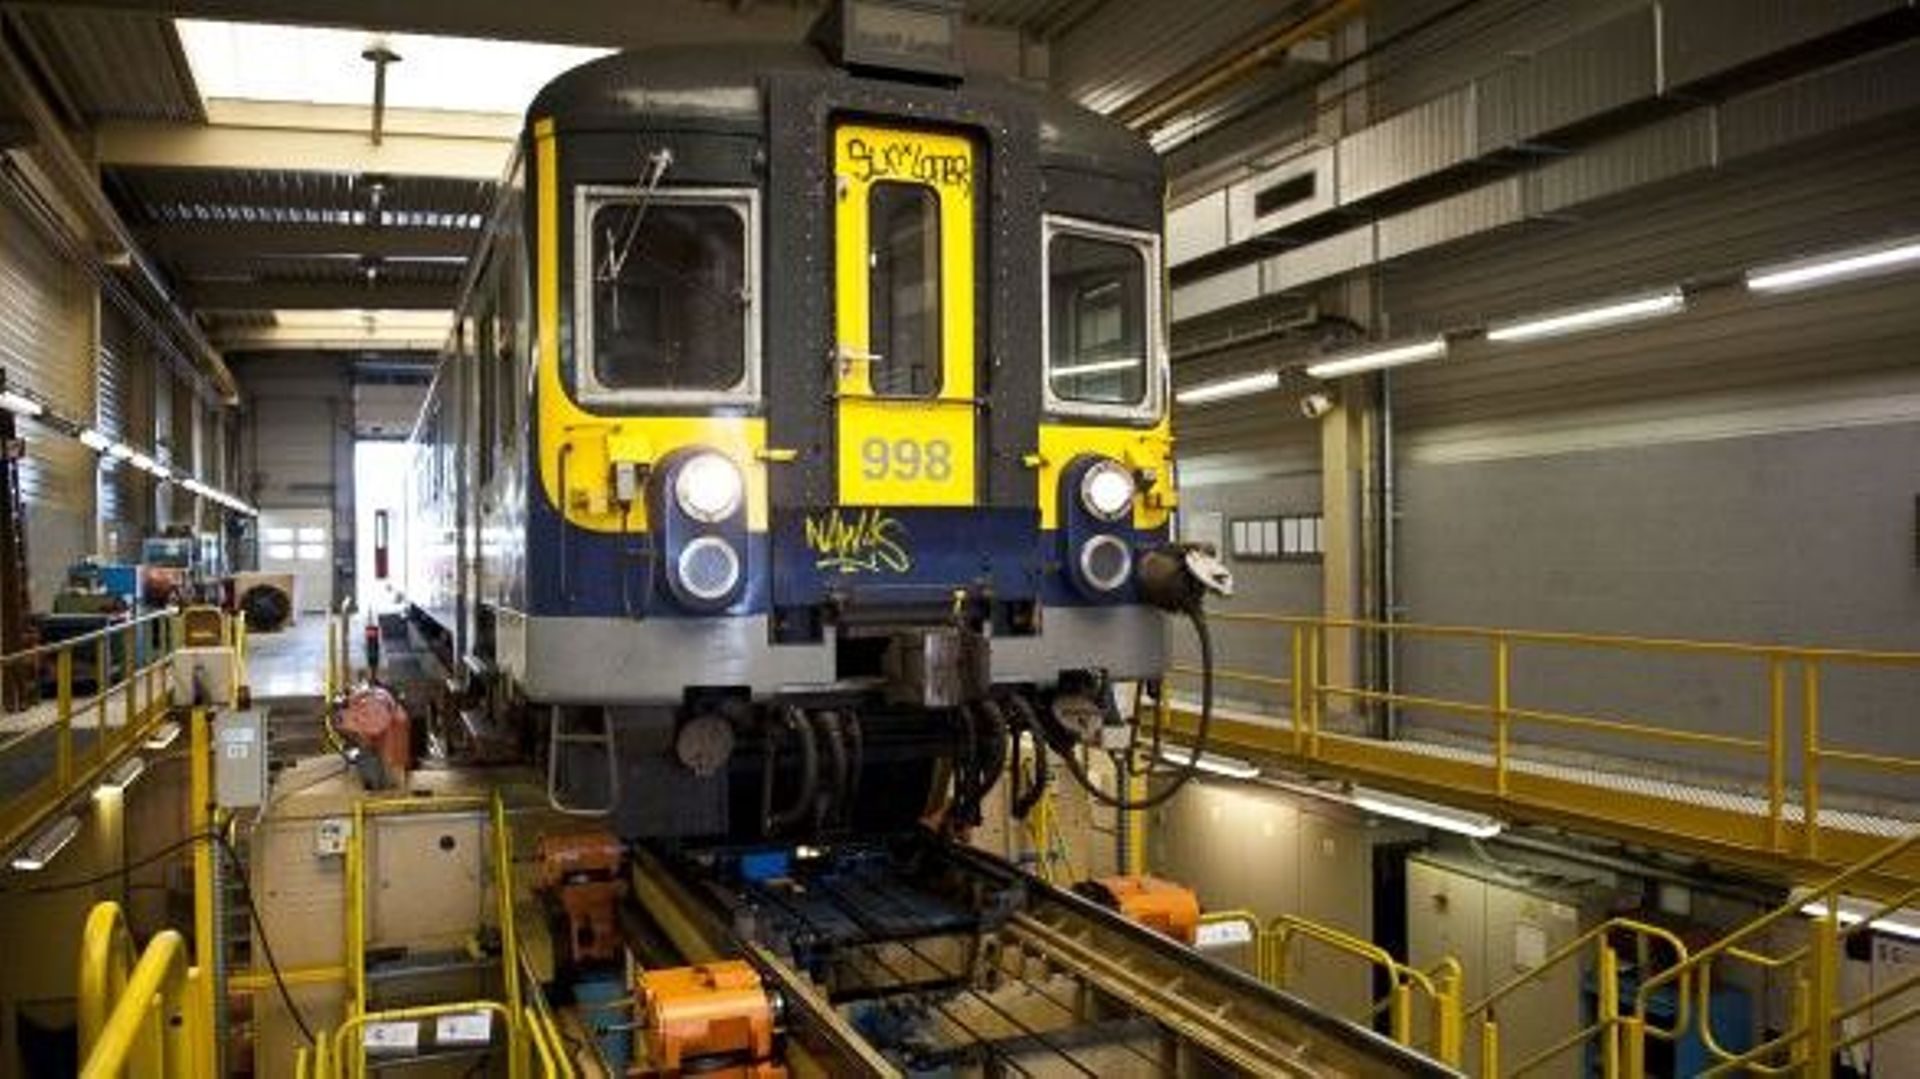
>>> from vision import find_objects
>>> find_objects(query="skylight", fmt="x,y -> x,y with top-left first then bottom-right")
176,19 -> 613,115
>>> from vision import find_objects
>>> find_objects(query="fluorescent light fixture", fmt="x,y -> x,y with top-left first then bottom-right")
1747,237 -> 1920,293
78,428 -> 112,452
107,442 -> 135,460
1795,893 -> 1920,942
145,461 -> 171,479
1485,289 -> 1685,343
0,390 -> 44,417
127,452 -> 156,472
1351,787 -> 1503,838
144,721 -> 182,750
1052,357 -> 1143,378
1305,336 -> 1448,379
11,814 -> 81,871
1175,370 -> 1280,405
96,755 -> 146,796
177,19 -> 612,115
1158,746 -> 1261,780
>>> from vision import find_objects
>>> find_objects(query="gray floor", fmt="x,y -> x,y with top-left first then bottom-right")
247,614 -> 332,700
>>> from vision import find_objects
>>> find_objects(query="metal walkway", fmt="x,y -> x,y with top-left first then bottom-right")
1159,613 -> 1920,885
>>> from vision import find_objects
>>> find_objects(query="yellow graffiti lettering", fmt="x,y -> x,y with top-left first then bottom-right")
805,508 -> 913,574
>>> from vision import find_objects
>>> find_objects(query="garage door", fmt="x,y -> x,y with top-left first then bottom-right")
258,509 -> 332,613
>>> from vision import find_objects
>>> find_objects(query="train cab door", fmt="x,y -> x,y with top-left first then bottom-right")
831,124 -> 977,508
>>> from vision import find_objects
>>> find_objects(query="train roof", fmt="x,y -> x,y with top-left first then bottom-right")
528,43 -> 1159,182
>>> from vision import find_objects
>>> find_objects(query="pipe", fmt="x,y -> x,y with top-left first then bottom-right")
763,706 -> 818,836
812,710 -> 847,831
1114,0 -> 1366,132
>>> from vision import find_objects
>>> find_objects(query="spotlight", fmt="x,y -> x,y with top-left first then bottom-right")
1299,392 -> 1334,419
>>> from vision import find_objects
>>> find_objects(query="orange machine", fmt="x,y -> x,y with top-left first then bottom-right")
1077,875 -> 1200,944
534,831 -> 627,966
637,960 -> 783,1078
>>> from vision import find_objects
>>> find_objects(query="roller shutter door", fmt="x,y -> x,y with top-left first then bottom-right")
0,186 -> 92,606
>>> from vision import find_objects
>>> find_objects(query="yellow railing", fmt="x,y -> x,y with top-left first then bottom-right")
341,790 -> 528,1076
1466,917 -> 1690,1078
0,608 -> 182,858
75,901 -> 212,1079
1631,828 -> 1920,1078
1197,909 -> 1465,1066
1167,613 -> 1920,864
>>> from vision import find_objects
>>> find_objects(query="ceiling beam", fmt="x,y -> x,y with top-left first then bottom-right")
209,323 -> 451,351
183,281 -> 454,309
96,111 -> 514,180
141,221 -> 479,261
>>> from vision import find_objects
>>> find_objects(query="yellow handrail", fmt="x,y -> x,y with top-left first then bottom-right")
330,1000 -> 521,1078
1195,908 -> 1465,1066
1466,917 -> 1690,1079
1159,611 -> 1920,865
1632,827 -> 1920,1078
76,913 -> 208,1079
77,902 -> 139,1056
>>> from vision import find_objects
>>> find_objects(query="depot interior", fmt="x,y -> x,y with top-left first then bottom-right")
0,1 -> 1918,1077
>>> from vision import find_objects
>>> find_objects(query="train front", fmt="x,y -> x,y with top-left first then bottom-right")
519,9 -> 1203,840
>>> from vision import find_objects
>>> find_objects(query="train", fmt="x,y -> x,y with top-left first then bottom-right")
400,0 -> 1226,841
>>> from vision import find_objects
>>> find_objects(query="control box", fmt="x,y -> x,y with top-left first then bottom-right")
213,709 -> 268,808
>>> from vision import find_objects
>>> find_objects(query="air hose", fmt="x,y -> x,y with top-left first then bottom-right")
1036,541 -> 1233,812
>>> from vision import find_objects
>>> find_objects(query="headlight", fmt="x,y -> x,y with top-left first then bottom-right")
673,452 -> 744,523
1079,459 -> 1136,522
1078,534 -> 1133,592
676,536 -> 742,602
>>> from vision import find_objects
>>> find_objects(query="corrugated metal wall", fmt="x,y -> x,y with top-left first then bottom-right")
1383,124 -> 1920,796
0,185 -> 92,606
97,304 -> 150,561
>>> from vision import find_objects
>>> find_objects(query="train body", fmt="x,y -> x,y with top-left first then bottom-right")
402,4 -> 1181,839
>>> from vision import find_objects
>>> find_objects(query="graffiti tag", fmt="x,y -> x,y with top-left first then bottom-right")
845,136 -> 971,194
805,508 -> 912,575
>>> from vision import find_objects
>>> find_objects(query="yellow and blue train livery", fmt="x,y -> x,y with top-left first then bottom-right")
402,0 -> 1192,840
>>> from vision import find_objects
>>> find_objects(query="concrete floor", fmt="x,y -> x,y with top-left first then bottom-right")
247,614 -> 332,700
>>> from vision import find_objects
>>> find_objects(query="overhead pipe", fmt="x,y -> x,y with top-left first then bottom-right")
0,31 -> 240,403
1114,0 -> 1365,133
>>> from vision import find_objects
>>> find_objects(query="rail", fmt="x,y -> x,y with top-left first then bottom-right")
1196,908 -> 1465,1066
1163,612 -> 1920,874
75,901 -> 212,1079
0,607 -> 184,857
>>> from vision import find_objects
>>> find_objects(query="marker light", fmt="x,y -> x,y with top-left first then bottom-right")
1306,337 -> 1448,379
1079,459 -> 1136,522
11,814 -> 81,871
1175,370 -> 1280,405
1486,289 -> 1685,343
1157,746 -> 1261,780
673,452 -> 744,523
96,755 -> 146,796
1747,237 -> 1920,293
0,390 -> 43,417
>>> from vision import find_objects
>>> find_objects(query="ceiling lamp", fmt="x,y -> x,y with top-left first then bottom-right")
1485,289 -> 1685,343
1746,236 -> 1920,293
1175,370 -> 1280,405
11,814 -> 81,872
0,390 -> 44,417
1305,336 -> 1448,379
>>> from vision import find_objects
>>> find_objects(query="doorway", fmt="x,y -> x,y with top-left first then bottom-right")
354,440 -> 410,614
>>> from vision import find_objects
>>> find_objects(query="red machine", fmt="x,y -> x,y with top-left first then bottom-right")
334,684 -> 411,788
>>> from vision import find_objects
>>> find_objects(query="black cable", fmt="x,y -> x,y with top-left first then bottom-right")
214,832 -> 317,1047
1036,606 -> 1218,813
4,830 -> 211,895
